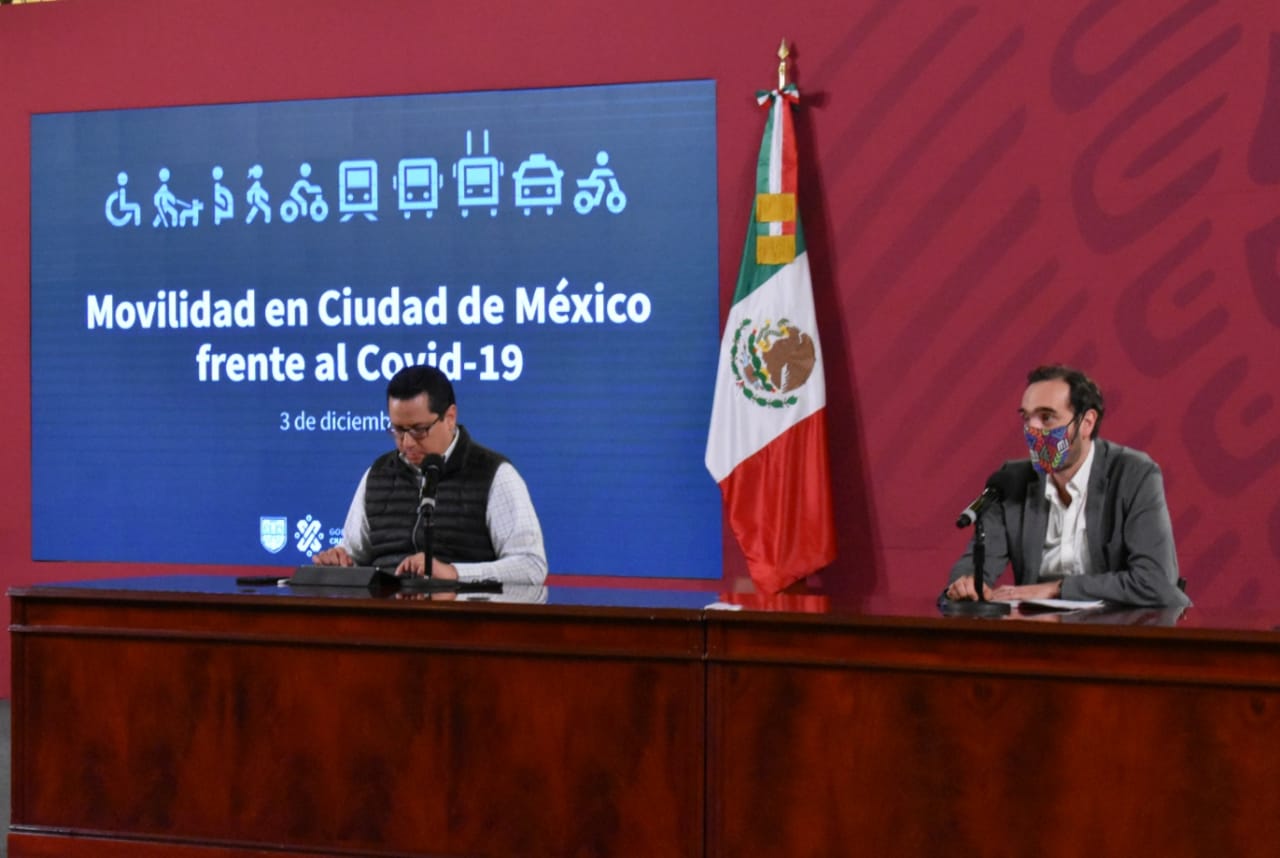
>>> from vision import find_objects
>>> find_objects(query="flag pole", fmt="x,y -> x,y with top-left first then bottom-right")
706,37 -> 835,595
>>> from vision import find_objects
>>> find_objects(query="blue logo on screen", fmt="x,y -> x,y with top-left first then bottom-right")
259,516 -> 288,554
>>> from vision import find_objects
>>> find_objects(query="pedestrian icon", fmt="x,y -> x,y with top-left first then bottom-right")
245,164 -> 271,224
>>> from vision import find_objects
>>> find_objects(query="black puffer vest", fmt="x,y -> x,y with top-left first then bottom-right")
364,425 -> 506,568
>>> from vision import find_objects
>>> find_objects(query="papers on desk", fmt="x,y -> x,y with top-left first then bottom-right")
1005,597 -> 1106,612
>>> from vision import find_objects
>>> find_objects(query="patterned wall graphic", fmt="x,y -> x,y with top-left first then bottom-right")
791,0 -> 1280,609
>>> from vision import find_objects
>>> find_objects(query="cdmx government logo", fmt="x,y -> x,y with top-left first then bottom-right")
729,317 -> 816,408
260,514 -> 333,556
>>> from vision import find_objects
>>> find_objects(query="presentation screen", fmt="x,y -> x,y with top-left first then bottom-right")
31,80 -> 722,578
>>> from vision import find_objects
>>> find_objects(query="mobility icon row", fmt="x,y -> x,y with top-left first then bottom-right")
104,129 -> 628,229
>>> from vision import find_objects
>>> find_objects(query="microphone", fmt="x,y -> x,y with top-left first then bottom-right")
418,454 -> 444,513
412,453 -> 445,561
955,471 -> 1008,528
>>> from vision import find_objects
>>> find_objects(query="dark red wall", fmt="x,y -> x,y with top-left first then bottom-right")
3,0 -> 1279,692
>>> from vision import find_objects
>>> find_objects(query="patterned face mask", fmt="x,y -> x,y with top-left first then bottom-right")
1024,419 -> 1076,475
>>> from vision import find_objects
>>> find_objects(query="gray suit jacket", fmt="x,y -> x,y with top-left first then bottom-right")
948,439 -> 1190,608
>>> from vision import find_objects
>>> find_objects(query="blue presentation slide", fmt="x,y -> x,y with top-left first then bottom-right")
31,80 -> 722,577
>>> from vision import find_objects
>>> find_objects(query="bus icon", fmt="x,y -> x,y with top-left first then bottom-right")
394,158 -> 443,219
453,129 -> 503,218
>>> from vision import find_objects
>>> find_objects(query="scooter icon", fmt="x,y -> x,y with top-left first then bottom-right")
280,163 -> 329,223
573,151 -> 627,215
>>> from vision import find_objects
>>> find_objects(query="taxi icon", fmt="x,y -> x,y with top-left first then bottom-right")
512,153 -> 564,216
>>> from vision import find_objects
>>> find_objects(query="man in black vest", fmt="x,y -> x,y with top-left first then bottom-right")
313,365 -> 547,585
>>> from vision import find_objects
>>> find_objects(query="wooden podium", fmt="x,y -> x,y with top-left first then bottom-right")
10,576 -> 1280,857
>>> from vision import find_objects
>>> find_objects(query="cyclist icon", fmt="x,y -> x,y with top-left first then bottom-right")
245,164 -> 271,224
280,162 -> 329,223
105,171 -> 141,227
212,165 -> 234,225
573,150 -> 627,215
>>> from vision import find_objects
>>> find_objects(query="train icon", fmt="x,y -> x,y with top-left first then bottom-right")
394,158 -> 444,219
512,153 -> 564,216
453,129 -> 503,218
339,159 -> 379,222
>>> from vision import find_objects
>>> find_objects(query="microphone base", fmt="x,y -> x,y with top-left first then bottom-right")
939,599 -> 1012,618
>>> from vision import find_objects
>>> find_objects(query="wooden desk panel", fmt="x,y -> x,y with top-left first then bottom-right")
706,613 -> 1280,858
10,584 -> 706,858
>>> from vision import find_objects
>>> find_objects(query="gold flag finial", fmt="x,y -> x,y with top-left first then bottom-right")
777,39 -> 790,89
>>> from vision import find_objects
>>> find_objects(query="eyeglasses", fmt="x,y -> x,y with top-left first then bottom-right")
1022,412 -> 1078,431
387,414 -> 444,441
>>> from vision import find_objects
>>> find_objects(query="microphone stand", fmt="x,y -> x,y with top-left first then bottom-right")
398,461 -> 439,592
398,506 -> 436,593
412,506 -> 434,564
941,513 -> 1010,618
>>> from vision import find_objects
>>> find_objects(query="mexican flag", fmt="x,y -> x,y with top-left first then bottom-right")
704,83 -> 836,595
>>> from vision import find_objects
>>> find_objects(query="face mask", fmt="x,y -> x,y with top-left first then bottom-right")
1025,420 -> 1075,475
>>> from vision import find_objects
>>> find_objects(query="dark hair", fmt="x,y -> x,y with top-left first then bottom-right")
386,365 -> 455,416
1026,364 -> 1104,438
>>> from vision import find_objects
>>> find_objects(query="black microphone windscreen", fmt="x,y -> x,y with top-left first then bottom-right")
419,454 -> 445,505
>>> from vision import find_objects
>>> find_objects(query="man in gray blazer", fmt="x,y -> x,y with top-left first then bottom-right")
945,365 -> 1190,609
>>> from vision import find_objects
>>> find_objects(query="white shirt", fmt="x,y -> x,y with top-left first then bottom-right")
1040,442 -> 1095,579
338,429 -> 548,586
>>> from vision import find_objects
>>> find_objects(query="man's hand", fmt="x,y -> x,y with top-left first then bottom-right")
945,575 -> 993,601
313,546 -> 354,567
430,557 -> 458,580
991,580 -> 1063,601
393,554 -> 460,579
396,552 -> 428,577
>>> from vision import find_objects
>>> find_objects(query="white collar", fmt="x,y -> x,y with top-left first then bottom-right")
441,425 -> 460,462
1044,439 -> 1095,505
